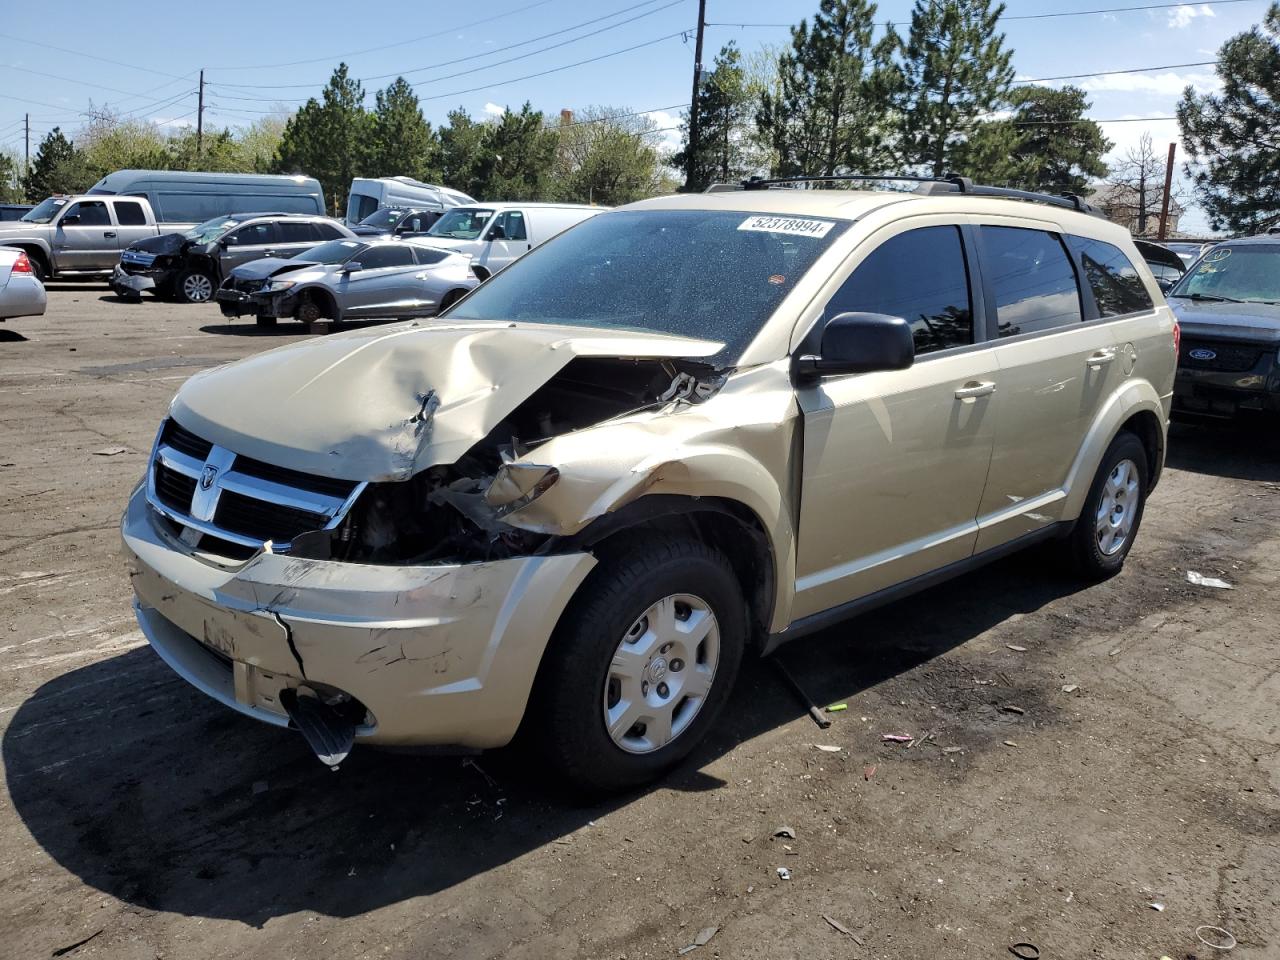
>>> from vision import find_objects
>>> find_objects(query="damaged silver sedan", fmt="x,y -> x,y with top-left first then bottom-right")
123,187 -> 1174,791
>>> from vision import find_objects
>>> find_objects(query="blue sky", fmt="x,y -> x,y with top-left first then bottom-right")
0,0 -> 1269,232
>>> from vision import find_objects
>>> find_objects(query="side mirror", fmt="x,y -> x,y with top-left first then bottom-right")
60,214 -> 81,226
218,238 -> 230,249
341,261 -> 362,273
488,224 -> 506,241
1156,277 -> 1175,294
795,312 -> 915,382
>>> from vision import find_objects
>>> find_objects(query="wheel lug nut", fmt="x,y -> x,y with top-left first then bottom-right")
660,643 -> 672,654
657,682 -> 669,698
670,658 -> 684,671
641,681 -> 648,694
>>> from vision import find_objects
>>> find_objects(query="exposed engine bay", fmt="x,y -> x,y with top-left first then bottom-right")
293,357 -> 726,565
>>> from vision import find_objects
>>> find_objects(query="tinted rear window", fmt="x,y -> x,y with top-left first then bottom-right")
114,200 -> 147,225
1067,236 -> 1154,316
981,226 -> 1082,337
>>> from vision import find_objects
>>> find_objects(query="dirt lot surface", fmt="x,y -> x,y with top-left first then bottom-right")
1,285 -> 1278,960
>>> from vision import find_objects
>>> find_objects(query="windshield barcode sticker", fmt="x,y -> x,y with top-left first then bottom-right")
738,215 -> 835,238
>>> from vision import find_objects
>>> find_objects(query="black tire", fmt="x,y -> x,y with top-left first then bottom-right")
23,250 -> 47,283
437,288 -> 467,315
1066,431 -> 1150,580
533,536 -> 746,795
255,315 -> 278,328
174,269 -> 215,304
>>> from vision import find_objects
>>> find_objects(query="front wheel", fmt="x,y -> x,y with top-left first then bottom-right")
174,269 -> 215,304
1066,431 -> 1150,580
533,537 -> 746,795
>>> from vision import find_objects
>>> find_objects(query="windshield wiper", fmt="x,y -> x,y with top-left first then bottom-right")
1176,293 -> 1243,303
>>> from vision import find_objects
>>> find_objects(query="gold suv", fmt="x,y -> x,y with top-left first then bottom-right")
122,178 -> 1177,791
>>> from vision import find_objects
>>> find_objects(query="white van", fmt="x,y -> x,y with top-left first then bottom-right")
421,202 -> 605,278
345,177 -> 476,225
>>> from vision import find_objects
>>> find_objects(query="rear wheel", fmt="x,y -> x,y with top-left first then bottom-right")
175,269 -> 215,304
534,536 -> 746,795
437,288 -> 468,314
1066,431 -> 1149,580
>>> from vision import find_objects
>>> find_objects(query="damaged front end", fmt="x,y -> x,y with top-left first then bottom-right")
113,233 -> 192,297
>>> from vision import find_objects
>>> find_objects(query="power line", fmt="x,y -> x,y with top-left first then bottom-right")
707,0 -> 1262,28
0,31 -> 192,81
1025,60 -> 1217,82
205,0 -> 559,71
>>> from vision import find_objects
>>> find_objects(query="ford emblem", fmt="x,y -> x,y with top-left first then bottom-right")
1188,348 -> 1217,361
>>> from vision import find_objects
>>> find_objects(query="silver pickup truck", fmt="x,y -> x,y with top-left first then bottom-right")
0,195 -> 189,282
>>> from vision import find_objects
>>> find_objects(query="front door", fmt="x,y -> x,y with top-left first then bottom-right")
792,222 -> 999,620
970,223 -> 1124,552
337,244 -> 422,318
53,200 -> 118,270
219,222 -> 281,274
478,210 -> 529,273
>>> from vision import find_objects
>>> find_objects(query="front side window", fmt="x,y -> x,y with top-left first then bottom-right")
981,226 -> 1082,337
492,210 -> 527,241
358,245 -> 415,269
429,208 -> 494,240
113,200 -> 147,226
825,225 -> 973,355
226,222 -> 278,246
1168,244 -> 1280,304
1067,236 -> 1155,317
63,201 -> 111,227
447,209 -> 851,362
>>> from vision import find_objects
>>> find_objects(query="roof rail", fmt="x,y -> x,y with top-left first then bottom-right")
737,173 -> 1103,217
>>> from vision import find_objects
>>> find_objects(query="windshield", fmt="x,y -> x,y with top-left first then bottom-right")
358,208 -> 408,228
428,208 -> 494,240
291,239 -> 364,263
21,197 -> 69,224
446,209 -> 850,362
1169,244 -> 1280,304
183,216 -> 239,244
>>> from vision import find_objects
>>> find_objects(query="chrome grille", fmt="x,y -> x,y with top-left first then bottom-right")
121,249 -> 157,268
146,418 -> 365,555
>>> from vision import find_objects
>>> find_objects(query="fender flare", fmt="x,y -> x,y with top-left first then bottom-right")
1061,379 -> 1167,521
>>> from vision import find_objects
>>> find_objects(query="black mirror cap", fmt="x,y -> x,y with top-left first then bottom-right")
795,312 -> 915,382
60,214 -> 80,226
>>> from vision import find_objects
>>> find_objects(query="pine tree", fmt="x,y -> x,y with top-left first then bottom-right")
477,103 -> 559,200
439,109 -> 488,198
961,85 -> 1110,194
22,128 -> 90,200
1178,1 -> 1280,232
674,42 -> 755,190
275,64 -> 369,216
757,0 -> 900,177
898,0 -> 1013,176
367,78 -> 441,182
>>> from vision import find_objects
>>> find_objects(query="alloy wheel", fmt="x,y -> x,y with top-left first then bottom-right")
182,273 -> 213,303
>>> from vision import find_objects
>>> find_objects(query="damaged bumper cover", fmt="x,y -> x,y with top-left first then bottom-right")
215,287 -> 295,319
111,264 -> 164,295
122,486 -> 596,749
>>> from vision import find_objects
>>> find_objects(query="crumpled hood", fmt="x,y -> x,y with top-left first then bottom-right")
230,257 -> 318,281
1169,298 -> 1280,344
128,232 -> 188,256
171,321 -> 724,482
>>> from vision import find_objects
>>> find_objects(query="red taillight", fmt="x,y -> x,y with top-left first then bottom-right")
1172,318 -> 1181,357
11,252 -> 32,274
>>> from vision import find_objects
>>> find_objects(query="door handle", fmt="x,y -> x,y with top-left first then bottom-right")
414,272 -> 428,279
264,249 -> 277,257
954,380 -> 996,400
1086,348 -> 1117,368
104,231 -> 117,238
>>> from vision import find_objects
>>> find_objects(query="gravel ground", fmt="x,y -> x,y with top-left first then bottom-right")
1,284 -> 1277,960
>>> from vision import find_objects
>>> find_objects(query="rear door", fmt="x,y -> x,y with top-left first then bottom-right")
792,220 -> 1000,619
971,222 -> 1126,552
108,198 -> 154,251
53,200 -> 118,270
274,220 -> 324,260
218,221 -> 281,273
336,244 -> 420,317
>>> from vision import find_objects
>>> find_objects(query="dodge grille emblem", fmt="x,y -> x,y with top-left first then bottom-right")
200,464 -> 219,490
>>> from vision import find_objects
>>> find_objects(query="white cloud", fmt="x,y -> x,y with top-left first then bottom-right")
152,115 -> 194,129
482,102 -> 505,117
645,110 -> 684,153
1078,70 -> 1220,96
1168,3 -> 1215,28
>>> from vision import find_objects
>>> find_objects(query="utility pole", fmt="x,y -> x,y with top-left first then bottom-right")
682,0 -> 707,192
1157,141 -> 1176,241
196,69 -> 205,158
23,113 -> 29,193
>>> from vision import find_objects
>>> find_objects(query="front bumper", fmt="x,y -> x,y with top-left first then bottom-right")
1173,347 -> 1280,418
122,486 -> 596,748
111,263 -> 169,295
215,287 -> 294,318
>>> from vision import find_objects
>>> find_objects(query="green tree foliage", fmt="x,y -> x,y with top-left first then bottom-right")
367,77 -> 440,181
0,152 -> 21,203
23,128 -> 90,200
275,64 -> 370,215
961,85 -> 1110,193
77,110 -> 171,181
674,42 -> 755,189
439,108 -> 488,198
237,114 -> 290,173
168,128 -> 249,172
479,103 -> 559,200
898,0 -> 1014,176
757,0 -> 899,176
1178,1 -> 1280,232
556,106 -> 671,205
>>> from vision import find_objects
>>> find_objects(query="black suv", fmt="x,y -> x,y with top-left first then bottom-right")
112,212 -> 355,303
1169,236 -> 1280,420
